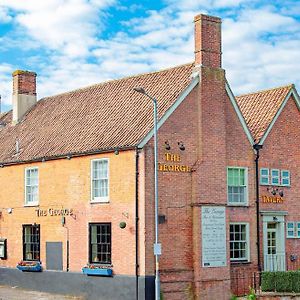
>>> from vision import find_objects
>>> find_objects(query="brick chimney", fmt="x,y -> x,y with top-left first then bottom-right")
194,14 -> 222,68
12,70 -> 37,124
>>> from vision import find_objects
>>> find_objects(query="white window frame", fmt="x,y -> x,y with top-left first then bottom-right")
260,168 -> 270,185
91,158 -> 109,203
227,167 -> 248,206
229,222 -> 250,262
286,222 -> 295,238
281,170 -> 290,187
24,167 -> 39,206
271,169 -> 280,186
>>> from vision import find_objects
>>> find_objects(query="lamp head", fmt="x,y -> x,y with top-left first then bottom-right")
133,87 -> 146,94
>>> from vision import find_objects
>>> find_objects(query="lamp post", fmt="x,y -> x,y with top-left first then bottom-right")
134,87 -> 161,300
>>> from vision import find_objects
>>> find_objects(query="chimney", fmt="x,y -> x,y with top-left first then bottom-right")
194,14 -> 222,68
12,70 -> 37,124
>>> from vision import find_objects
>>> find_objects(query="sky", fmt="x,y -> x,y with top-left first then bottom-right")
0,0 -> 299,112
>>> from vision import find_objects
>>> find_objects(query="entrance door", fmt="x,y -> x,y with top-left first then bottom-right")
263,218 -> 286,271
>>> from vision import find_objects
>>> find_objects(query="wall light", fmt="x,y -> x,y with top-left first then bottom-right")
178,141 -> 185,151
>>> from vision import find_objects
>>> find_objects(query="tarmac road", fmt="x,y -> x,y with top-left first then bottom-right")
0,285 -> 83,300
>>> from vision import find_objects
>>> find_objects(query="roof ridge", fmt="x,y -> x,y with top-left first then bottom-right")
41,62 -> 194,100
236,84 -> 294,98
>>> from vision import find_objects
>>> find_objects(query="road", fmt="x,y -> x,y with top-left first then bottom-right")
0,285 -> 83,300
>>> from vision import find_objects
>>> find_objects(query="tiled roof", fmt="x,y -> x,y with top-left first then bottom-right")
0,63 -> 194,164
236,85 -> 293,142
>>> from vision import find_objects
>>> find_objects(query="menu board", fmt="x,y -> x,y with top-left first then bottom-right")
201,206 -> 227,267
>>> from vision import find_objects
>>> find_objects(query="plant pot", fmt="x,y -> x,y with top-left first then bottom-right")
17,262 -> 42,272
82,267 -> 112,276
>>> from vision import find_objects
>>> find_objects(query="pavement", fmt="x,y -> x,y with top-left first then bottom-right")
0,285 -> 83,300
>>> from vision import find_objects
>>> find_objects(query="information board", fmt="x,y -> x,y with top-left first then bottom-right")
201,206 -> 227,267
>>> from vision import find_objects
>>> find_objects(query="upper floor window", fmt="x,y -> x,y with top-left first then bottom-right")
260,168 -> 270,185
25,167 -> 39,206
260,168 -> 290,186
281,170 -> 290,186
23,224 -> 40,261
271,169 -> 280,185
91,159 -> 109,202
227,167 -> 248,205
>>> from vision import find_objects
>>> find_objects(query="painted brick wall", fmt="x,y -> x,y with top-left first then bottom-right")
0,150 -> 137,276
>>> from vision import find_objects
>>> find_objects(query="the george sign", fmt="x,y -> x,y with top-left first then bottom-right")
35,208 -> 73,217
158,152 -> 191,173
261,195 -> 284,203
202,206 -> 227,268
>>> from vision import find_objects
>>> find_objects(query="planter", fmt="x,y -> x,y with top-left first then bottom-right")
17,261 -> 42,272
82,267 -> 112,276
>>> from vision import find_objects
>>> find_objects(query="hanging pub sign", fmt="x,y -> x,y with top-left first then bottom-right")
35,208 -> 73,217
261,195 -> 284,203
158,153 -> 191,173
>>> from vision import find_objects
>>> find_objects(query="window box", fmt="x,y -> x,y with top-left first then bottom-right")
17,260 -> 42,272
82,264 -> 112,276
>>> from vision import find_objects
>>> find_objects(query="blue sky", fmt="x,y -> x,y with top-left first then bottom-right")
0,0 -> 300,112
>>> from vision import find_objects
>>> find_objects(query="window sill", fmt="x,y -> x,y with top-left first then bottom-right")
24,203 -> 39,207
227,203 -> 248,207
90,200 -> 110,204
230,260 -> 251,265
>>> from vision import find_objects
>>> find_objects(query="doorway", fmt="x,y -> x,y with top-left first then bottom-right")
262,213 -> 286,271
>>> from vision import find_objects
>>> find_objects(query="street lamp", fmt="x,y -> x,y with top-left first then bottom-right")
133,87 -> 161,300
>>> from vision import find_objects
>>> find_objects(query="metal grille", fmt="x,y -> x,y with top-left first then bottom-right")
23,224 -> 40,261
89,223 -> 111,264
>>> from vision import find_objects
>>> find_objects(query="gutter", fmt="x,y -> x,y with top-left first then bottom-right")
0,145 -> 136,167
253,143 -> 263,272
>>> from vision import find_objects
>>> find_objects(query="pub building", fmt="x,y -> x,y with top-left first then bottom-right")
0,13 -> 299,300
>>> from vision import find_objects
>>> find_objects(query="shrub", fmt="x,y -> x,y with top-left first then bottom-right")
261,271 -> 300,293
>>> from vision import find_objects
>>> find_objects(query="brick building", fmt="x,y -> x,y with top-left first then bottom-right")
0,13 -> 299,300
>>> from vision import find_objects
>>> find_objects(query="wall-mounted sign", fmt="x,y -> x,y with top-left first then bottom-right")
202,206 -> 227,268
261,195 -> 284,203
35,208 -> 73,217
158,153 -> 191,173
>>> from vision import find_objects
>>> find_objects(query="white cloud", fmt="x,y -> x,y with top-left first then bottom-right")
0,0 -> 300,110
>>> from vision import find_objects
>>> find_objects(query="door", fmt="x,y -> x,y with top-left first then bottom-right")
264,221 -> 285,271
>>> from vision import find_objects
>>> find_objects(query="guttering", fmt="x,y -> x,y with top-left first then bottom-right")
0,145 -> 136,167
135,147 -> 140,300
253,143 -> 263,272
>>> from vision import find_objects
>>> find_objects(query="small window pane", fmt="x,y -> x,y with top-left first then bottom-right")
271,169 -> 280,185
287,222 -> 295,238
281,170 -> 290,186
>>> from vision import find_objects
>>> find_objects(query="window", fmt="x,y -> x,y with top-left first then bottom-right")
25,167 -> 39,205
89,223 -> 111,264
23,225 -> 40,261
227,167 -> 248,205
271,169 -> 280,185
281,170 -> 290,186
286,222 -> 300,238
230,223 -> 249,261
297,223 -> 300,238
260,168 -> 270,185
260,168 -> 291,187
91,159 -> 109,202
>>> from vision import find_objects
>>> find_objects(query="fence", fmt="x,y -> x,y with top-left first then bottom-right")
231,270 -> 261,296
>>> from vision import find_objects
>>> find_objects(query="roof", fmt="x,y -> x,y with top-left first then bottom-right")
236,85 -> 294,143
0,63 -> 194,164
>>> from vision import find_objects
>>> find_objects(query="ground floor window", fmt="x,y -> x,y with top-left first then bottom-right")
23,224 -> 40,261
89,223 -> 111,264
230,223 -> 249,261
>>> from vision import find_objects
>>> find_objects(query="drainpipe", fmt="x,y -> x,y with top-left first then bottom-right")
135,148 -> 140,300
253,143 -> 263,273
